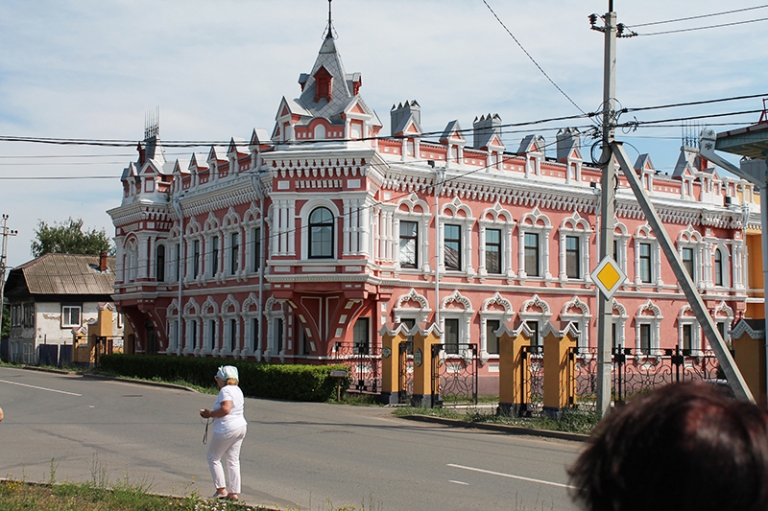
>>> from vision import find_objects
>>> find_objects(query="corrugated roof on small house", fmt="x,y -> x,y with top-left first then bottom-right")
5,253 -> 116,298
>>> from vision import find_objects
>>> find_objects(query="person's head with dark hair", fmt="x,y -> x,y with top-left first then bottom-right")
568,382 -> 768,511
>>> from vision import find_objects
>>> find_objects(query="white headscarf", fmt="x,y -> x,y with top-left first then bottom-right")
216,365 -> 239,382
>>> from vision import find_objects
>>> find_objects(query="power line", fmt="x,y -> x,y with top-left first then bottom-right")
624,92 -> 768,113
637,16 -> 768,36
618,108 -> 765,128
479,0 -> 591,118
628,4 -> 768,28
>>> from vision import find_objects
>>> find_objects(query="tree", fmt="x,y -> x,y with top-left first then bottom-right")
31,217 -> 114,257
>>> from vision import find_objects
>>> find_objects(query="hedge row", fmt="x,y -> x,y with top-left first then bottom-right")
99,354 -> 350,402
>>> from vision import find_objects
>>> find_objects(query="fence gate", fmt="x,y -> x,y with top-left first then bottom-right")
430,343 -> 478,408
398,340 -> 413,404
521,345 -> 544,416
333,341 -> 381,393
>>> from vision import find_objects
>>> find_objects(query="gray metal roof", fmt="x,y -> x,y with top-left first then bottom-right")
11,253 -> 116,296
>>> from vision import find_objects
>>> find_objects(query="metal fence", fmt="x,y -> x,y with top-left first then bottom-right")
569,345 -> 725,408
332,341 -> 381,393
521,345 -> 545,416
430,343 -> 479,407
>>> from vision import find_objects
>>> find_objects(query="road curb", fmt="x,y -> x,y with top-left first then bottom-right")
399,414 -> 589,442
16,365 -> 197,393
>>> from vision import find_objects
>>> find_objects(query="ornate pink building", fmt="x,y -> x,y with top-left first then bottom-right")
108,20 -> 759,395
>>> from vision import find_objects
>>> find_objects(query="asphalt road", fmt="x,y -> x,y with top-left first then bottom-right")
0,366 -> 582,510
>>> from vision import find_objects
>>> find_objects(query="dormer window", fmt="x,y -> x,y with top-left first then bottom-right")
314,66 -> 333,103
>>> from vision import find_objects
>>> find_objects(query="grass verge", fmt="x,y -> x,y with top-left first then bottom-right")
392,406 -> 600,435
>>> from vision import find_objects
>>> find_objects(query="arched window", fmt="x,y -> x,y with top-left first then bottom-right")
714,248 -> 723,286
156,245 -> 166,282
308,207 -> 334,258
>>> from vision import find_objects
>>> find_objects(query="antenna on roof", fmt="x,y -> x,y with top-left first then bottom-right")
324,0 -> 337,40
144,106 -> 160,140
681,120 -> 699,149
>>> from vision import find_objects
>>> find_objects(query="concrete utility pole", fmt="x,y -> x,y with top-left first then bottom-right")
593,2 -> 618,417
0,215 -> 18,338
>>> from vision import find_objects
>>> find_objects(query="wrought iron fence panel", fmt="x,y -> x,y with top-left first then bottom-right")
332,341 -> 382,393
673,347 -> 723,384
614,348 -> 676,402
398,340 -> 413,404
430,343 -> 478,407
521,345 -> 544,417
569,347 -> 600,412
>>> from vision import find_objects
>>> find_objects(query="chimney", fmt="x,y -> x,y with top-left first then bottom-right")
99,250 -> 108,272
473,114 -> 502,149
390,100 -> 421,136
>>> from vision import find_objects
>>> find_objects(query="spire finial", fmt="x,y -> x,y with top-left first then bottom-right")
324,0 -> 337,40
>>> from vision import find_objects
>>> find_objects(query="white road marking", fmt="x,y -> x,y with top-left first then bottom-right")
449,480 -> 469,485
448,463 -> 575,489
0,379 -> 82,396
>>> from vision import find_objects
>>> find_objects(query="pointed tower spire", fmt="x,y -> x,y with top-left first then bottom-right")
325,0 -> 335,40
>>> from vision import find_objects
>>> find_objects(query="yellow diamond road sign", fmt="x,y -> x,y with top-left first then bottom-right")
591,256 -> 626,299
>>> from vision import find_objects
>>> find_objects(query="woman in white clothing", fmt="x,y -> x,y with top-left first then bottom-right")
200,365 -> 248,501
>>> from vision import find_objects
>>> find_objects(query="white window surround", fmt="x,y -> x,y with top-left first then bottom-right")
634,299 -> 663,357
709,242 -> 732,289
184,216 -> 203,282
634,224 -> 663,288
392,288 -> 432,324
439,290 -> 475,361
518,208 -> 553,282
263,297 -> 286,362
203,212 -> 222,281
478,202 -> 516,281
242,204 -> 263,275
677,306 -> 701,352
241,293 -> 261,359
558,212 -> 592,283
676,225 -> 703,287
221,207 -> 242,278
394,193 -> 432,276
298,198 -> 340,261
612,220 -> 630,274
479,293 -> 514,364
221,294 -> 241,358
712,300 -> 735,346
200,297 -> 219,356
519,294 -> 552,346
439,197 -> 475,277
182,298 -> 200,356
560,296 -> 591,348
166,301 -> 180,355
611,299 -> 629,349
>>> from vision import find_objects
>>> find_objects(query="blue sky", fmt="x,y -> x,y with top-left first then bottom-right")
1,0 -> 767,268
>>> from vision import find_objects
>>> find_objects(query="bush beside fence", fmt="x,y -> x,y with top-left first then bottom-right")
99,354 -> 350,402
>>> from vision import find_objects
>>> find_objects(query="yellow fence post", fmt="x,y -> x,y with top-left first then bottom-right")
378,323 -> 407,405
498,323 -> 532,416
732,319 -> 767,406
542,322 -> 578,418
411,322 -> 442,407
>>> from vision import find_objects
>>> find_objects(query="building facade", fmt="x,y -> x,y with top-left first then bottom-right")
108,22 -> 761,394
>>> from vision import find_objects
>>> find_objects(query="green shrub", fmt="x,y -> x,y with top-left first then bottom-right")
100,354 -> 350,402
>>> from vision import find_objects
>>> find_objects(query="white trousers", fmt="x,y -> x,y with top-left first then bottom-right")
206,425 -> 247,494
